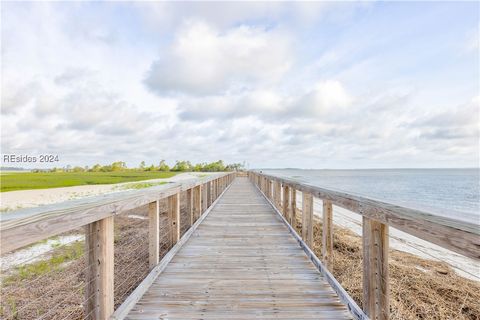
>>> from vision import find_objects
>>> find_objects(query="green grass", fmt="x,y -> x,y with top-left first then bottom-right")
3,241 -> 84,284
0,171 -> 178,192
115,181 -> 168,190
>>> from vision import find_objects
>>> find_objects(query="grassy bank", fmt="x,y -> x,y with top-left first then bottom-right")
292,216 -> 480,320
0,171 -> 178,192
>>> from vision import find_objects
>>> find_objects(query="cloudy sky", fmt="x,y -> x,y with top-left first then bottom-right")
1,1 -> 479,169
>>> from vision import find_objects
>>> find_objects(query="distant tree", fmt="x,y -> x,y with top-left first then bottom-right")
158,160 -> 170,171
100,165 -> 112,172
225,163 -> 244,171
139,161 -> 146,170
72,166 -> 85,172
203,160 -> 225,172
171,160 -> 192,172
90,164 -> 102,172
192,163 -> 205,172
111,161 -> 127,171
145,164 -> 156,171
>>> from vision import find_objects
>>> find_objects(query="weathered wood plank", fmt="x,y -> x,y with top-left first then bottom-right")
302,192 -> 314,247
85,216 -> 114,320
251,172 -> 479,260
207,181 -> 212,207
322,200 -> 333,270
112,179 -> 233,320
202,182 -> 208,213
283,184 -> 290,219
290,188 -> 297,226
363,217 -> 389,320
186,188 -> 193,227
193,185 -> 202,221
1,173 -> 232,253
124,178 -> 351,320
168,193 -> 180,245
148,201 -> 160,269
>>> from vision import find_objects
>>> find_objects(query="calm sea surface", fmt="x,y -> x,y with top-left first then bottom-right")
261,169 -> 479,224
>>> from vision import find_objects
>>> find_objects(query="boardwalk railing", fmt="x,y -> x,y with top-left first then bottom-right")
249,171 -> 480,320
1,173 -> 235,320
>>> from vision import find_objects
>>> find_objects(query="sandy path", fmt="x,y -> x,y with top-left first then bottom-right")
0,172 -> 213,211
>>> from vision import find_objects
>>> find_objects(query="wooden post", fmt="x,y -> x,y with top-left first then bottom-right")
207,181 -> 212,207
85,216 -> 114,320
290,188 -> 296,225
267,180 -> 272,199
201,183 -> 207,213
193,185 -> 202,221
270,180 -> 273,200
363,217 -> 389,320
282,185 -> 290,219
274,182 -> 281,209
302,192 -> 313,247
212,179 -> 216,200
148,201 -> 159,269
186,188 -> 193,227
168,193 -> 180,246
322,200 -> 333,269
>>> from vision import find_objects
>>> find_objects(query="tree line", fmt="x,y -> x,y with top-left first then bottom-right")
48,160 -> 244,173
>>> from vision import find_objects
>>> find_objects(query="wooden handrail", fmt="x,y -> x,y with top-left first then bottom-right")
1,172 -> 236,320
250,171 -> 479,260
249,171 -> 479,320
0,173 -> 233,254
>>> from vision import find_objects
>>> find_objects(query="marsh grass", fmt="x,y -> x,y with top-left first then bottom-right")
292,215 -> 480,319
3,241 -> 84,284
0,171 -> 178,192
115,181 -> 168,190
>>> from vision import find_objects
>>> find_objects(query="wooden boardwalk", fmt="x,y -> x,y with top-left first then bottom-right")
126,177 -> 351,319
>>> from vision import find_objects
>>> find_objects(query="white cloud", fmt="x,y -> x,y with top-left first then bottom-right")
293,80 -> 352,117
1,2 -> 478,169
178,80 -> 352,121
144,21 -> 292,95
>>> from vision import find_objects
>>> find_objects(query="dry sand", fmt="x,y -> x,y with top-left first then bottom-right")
0,172 -> 212,212
302,197 -> 480,282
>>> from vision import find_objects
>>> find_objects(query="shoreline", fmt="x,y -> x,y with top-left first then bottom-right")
310,198 -> 479,281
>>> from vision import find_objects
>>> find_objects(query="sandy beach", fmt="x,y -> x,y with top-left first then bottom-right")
308,198 -> 480,281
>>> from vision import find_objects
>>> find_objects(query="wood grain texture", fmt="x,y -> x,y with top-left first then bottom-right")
322,200 -> 333,270
113,179 -> 234,320
254,181 -> 368,320
274,181 -> 282,210
290,188 -> 297,226
1,173 -> 232,253
186,188 -> 193,227
125,178 -> 351,320
202,182 -> 208,213
302,192 -> 314,247
267,179 -> 272,200
363,217 -> 389,320
148,201 -> 160,269
207,181 -> 212,207
193,185 -> 202,222
251,172 -> 479,260
283,184 -> 290,219
168,193 -> 180,245
85,216 -> 114,320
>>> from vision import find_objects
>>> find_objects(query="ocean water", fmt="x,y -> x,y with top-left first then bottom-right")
261,169 -> 480,224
